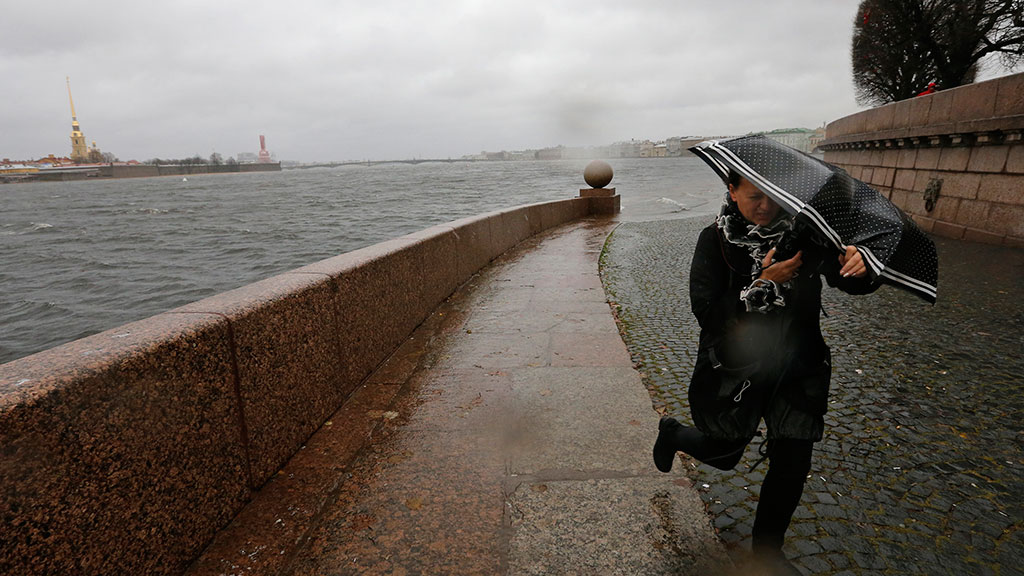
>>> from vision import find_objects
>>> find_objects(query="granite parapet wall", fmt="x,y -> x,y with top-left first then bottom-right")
0,195 -> 595,575
820,72 -> 1024,247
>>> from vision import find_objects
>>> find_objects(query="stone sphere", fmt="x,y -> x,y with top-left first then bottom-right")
583,160 -> 613,189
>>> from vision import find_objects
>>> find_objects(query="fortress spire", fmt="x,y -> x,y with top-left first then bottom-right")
66,76 -> 88,163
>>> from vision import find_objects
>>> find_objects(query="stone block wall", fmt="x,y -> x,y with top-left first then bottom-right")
96,163 -> 282,179
0,194 -> 601,575
820,72 -> 1024,247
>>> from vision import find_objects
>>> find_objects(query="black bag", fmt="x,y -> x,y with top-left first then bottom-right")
689,346 -> 778,442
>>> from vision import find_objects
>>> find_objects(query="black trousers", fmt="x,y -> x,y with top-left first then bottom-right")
751,438 -> 814,552
670,428 -> 814,552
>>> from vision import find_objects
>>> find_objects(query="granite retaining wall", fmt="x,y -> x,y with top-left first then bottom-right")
0,195 -> 599,575
27,162 -> 282,183
97,162 -> 282,178
819,72 -> 1024,247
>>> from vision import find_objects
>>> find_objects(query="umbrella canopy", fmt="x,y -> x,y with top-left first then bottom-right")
691,135 -> 938,303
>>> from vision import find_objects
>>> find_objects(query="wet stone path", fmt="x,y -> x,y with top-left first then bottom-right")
600,216 -> 1024,576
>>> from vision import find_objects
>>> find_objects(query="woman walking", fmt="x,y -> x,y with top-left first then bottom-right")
653,170 -> 877,572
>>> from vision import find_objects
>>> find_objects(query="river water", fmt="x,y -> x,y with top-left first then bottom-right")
1,157 -> 724,363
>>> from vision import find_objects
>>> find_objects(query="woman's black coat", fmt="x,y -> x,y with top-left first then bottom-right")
688,222 -> 878,442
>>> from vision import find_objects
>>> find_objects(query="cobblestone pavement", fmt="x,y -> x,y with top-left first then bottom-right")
600,216 -> 1024,576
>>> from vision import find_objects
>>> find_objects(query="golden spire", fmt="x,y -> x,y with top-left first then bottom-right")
66,76 -> 87,162
66,76 -> 77,120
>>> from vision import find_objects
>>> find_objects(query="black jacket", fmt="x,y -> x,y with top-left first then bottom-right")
688,222 -> 879,441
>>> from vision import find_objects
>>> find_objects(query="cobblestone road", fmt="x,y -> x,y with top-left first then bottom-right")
600,216 -> 1023,576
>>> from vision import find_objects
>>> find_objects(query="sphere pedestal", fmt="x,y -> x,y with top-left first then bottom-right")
579,160 -> 619,215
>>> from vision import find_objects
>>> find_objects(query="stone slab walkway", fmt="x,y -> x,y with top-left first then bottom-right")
185,218 -> 731,576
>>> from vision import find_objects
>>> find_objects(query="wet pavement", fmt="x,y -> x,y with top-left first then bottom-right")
600,216 -> 1024,575
186,218 -> 731,576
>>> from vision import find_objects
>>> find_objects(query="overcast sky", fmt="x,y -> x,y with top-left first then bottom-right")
1,1 -> 1019,163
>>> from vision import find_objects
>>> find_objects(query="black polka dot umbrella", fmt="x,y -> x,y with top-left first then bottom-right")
691,135 -> 938,303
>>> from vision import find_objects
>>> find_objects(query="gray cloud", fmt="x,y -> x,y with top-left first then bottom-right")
1,1 -> 1017,163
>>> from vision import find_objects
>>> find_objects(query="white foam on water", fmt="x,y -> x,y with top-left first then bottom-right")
656,197 -> 687,211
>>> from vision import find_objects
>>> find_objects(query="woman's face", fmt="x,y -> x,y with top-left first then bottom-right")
729,176 -> 781,226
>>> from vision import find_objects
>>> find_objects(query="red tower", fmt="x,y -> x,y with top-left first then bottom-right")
258,134 -> 272,163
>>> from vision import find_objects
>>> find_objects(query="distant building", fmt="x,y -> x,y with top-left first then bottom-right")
808,126 -> 826,152
237,152 -> 258,164
665,137 -> 683,156
506,150 -> 535,161
34,154 -> 73,166
66,77 -> 88,163
0,163 -> 39,175
536,147 -> 562,160
258,135 -> 273,163
762,128 -> 816,153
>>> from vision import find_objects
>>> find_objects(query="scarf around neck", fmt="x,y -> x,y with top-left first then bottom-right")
715,196 -> 794,312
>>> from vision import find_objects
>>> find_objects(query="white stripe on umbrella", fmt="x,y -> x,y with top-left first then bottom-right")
701,140 -> 937,301
706,141 -> 805,213
858,243 -> 936,298
880,265 -> 938,298
691,143 -> 730,181
704,141 -> 844,249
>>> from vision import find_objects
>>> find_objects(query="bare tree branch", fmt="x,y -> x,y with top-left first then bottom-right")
852,0 -> 1024,105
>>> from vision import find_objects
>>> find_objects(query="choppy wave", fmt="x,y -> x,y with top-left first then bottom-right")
0,158 -> 723,363
656,197 -> 687,211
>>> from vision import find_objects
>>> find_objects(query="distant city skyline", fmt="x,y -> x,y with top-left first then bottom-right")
4,127 -> 820,166
2,1 -> 1020,163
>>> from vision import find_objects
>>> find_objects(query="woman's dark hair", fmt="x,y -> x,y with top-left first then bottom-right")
726,170 -> 742,189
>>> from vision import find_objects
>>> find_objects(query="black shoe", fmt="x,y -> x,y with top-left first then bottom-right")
653,416 -> 681,472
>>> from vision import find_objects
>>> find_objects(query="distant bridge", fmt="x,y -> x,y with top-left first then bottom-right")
290,158 -> 480,169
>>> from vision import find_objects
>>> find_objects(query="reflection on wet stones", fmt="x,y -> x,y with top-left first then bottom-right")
601,216 -> 1024,575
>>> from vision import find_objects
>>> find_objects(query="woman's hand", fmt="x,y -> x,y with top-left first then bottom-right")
759,248 -> 802,283
839,246 -> 868,278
